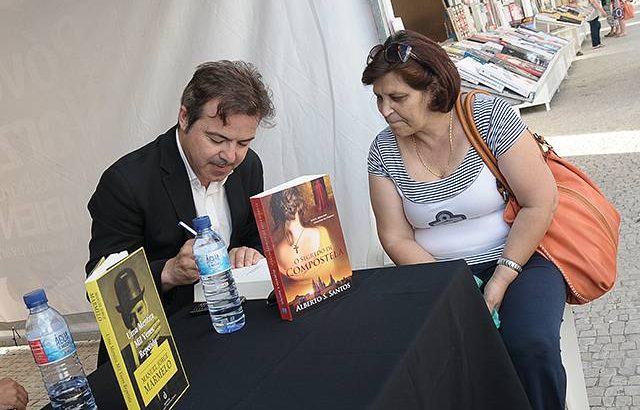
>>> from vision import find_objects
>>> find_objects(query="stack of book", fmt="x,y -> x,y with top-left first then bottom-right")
445,27 -> 568,102
536,5 -> 591,25
458,0 -> 591,34
447,4 -> 477,40
469,1 -> 492,33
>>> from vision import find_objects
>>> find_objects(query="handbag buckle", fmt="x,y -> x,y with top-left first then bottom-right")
497,181 -> 509,202
533,132 -> 554,152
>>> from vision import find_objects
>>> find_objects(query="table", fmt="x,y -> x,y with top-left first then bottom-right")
534,16 -> 589,56
47,261 -> 532,409
514,40 -> 574,112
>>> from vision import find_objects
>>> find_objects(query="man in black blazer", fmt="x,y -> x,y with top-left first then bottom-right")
86,61 -> 275,321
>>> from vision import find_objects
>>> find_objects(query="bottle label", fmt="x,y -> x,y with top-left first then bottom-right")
194,245 -> 232,277
28,330 -> 77,365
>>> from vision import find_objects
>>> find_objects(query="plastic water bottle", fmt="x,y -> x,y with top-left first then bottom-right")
23,288 -> 97,410
192,216 -> 245,333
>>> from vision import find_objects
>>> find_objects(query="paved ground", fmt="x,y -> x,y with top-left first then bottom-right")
520,17 -> 640,410
0,19 -> 638,410
0,341 -> 98,409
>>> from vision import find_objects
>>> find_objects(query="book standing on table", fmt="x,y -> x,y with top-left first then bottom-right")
251,175 -> 353,321
85,248 -> 189,410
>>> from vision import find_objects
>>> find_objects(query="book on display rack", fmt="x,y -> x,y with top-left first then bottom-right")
447,3 -> 476,40
535,4 -> 591,25
444,24 -> 568,102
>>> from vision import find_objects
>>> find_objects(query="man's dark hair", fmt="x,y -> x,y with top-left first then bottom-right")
362,30 -> 460,113
180,60 -> 275,131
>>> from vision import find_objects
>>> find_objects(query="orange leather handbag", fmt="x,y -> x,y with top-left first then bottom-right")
455,91 -> 621,304
623,0 -> 635,19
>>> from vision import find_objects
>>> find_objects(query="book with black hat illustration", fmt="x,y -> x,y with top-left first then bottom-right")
85,247 -> 189,410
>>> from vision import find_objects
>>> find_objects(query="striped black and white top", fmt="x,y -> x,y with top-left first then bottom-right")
368,94 -> 527,265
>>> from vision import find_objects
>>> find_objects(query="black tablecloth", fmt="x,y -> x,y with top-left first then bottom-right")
46,261 -> 532,409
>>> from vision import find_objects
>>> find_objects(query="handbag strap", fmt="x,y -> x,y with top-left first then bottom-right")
455,90 -> 515,200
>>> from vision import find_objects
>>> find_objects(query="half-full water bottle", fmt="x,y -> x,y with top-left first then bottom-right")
23,288 -> 97,410
192,216 -> 245,333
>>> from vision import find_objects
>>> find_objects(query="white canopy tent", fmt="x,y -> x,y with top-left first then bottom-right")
0,0 -> 398,326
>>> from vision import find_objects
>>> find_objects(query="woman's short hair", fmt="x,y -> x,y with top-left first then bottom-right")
181,60 -> 275,131
270,187 -> 306,228
361,30 -> 460,113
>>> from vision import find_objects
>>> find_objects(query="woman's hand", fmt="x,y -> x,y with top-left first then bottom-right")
0,378 -> 28,410
483,265 -> 518,312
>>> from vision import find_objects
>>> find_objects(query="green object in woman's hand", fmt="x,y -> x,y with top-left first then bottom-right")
473,275 -> 501,329
491,308 -> 501,328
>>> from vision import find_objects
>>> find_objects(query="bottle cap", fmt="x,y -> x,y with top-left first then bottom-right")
192,216 -> 212,232
23,288 -> 48,308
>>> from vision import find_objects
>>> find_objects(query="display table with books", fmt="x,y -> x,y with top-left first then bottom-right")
514,38 -> 575,111
534,16 -> 589,56
446,26 -> 576,111
44,261 -> 532,410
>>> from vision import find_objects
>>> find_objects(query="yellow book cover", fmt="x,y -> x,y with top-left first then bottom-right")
251,174 -> 352,321
85,247 -> 189,409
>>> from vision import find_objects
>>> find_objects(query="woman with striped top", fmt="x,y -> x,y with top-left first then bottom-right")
363,30 -> 565,410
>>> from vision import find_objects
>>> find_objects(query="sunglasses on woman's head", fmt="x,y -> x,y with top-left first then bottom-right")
366,42 -> 421,65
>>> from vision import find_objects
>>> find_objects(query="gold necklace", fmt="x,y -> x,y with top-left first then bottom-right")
412,111 -> 454,179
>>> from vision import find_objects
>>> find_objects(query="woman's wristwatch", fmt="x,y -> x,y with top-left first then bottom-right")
496,257 -> 523,274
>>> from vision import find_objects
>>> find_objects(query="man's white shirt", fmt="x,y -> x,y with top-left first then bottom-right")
176,130 -> 232,245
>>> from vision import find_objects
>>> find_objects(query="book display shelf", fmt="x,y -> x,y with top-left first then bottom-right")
389,0 -> 589,111
535,0 -> 592,27
534,0 -> 590,53
534,16 -> 589,55
514,38 -> 574,111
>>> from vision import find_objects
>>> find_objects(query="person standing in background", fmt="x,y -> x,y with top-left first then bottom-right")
603,0 -> 618,37
586,0 -> 609,48
612,0 -> 628,36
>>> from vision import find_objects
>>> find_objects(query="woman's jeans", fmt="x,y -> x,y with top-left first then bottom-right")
589,17 -> 602,46
471,253 -> 567,410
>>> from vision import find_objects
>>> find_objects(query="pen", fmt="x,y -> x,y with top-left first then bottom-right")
178,221 -> 198,236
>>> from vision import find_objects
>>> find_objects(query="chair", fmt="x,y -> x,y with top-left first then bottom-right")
561,306 -> 590,409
